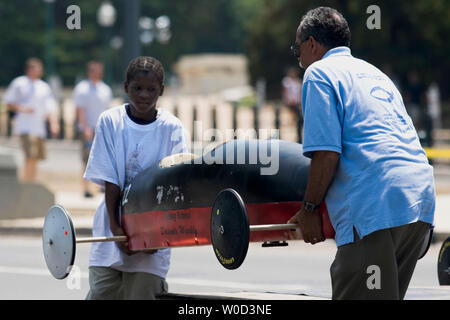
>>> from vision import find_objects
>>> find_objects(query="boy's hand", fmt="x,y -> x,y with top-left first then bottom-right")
105,181 -> 136,256
110,223 -> 136,256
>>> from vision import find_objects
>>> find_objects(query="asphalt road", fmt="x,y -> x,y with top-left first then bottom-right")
0,234 -> 448,300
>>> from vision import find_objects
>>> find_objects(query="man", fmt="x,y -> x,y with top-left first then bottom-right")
282,67 -> 303,142
287,7 -> 435,300
3,58 -> 59,181
73,61 -> 112,197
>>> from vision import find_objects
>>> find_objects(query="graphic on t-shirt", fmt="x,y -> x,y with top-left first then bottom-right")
370,86 -> 394,103
126,143 -> 144,185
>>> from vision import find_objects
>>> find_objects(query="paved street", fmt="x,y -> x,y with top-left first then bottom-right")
0,234 -> 449,300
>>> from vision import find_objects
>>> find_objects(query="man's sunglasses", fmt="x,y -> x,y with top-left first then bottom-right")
290,43 -> 300,58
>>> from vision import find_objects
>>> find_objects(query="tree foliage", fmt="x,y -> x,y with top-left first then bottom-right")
0,0 -> 449,102
0,0 -> 255,87
244,0 -> 450,99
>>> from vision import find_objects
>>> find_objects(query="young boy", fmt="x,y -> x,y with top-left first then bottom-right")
84,57 -> 189,300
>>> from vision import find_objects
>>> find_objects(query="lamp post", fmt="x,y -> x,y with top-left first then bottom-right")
123,0 -> 141,70
139,15 -> 172,47
97,1 -> 116,85
44,0 -> 64,139
43,0 -> 56,78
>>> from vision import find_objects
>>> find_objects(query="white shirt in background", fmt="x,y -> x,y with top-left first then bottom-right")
72,79 -> 112,130
3,75 -> 57,138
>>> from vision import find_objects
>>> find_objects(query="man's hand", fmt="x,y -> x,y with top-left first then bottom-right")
50,122 -> 60,138
288,207 -> 325,245
19,105 -> 34,113
8,104 -> 34,114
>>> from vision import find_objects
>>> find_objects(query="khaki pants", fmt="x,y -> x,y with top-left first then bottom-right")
86,266 -> 168,300
20,134 -> 46,160
330,221 -> 430,300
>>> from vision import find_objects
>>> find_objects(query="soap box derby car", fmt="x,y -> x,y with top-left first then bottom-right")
43,139 -> 436,281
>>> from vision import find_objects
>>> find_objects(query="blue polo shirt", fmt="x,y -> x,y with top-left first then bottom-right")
302,47 -> 435,246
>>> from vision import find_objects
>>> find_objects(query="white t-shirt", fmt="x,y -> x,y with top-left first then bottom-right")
3,75 -> 57,137
72,79 -> 112,129
84,105 -> 188,277
282,76 -> 302,106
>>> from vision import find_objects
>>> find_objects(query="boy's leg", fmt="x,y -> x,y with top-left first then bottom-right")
85,266 -> 123,300
121,272 -> 168,300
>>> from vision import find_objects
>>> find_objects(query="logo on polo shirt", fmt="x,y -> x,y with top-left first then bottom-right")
370,86 -> 394,103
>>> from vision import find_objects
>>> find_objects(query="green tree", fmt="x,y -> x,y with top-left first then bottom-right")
0,0 -> 258,87
244,0 -> 450,100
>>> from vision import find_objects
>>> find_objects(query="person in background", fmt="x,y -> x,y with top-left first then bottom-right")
73,61 -> 113,198
3,58 -> 59,181
427,82 -> 441,131
282,67 -> 303,143
404,71 -> 425,130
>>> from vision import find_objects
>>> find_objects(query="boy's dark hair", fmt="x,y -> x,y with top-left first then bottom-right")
299,7 -> 351,49
126,56 -> 165,85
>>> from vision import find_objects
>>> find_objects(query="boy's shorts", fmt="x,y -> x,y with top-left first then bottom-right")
20,134 -> 46,160
86,266 -> 168,300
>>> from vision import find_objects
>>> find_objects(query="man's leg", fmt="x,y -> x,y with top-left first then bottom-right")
81,137 -> 93,197
23,158 -> 37,181
330,228 -> 399,300
121,272 -> 168,300
85,266 -> 123,300
20,135 -> 35,181
389,221 -> 431,299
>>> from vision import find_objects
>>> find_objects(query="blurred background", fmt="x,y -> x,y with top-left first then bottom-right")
0,0 -> 449,209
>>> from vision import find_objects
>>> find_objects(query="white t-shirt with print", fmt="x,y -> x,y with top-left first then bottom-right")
84,105 -> 189,277
3,75 -> 57,137
72,79 -> 112,130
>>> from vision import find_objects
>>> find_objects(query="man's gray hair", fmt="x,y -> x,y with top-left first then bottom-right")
299,7 -> 351,49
